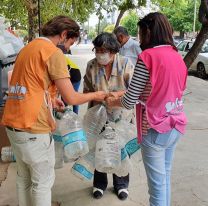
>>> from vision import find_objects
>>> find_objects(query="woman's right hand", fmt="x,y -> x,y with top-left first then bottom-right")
93,91 -> 107,102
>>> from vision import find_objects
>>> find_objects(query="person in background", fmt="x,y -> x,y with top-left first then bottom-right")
2,16 -> 106,206
83,32 -> 134,201
84,31 -> 88,44
114,26 -> 141,66
106,12 -> 187,206
57,44 -> 81,114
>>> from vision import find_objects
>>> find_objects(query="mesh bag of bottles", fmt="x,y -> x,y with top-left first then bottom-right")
83,104 -> 108,151
53,107 -> 89,161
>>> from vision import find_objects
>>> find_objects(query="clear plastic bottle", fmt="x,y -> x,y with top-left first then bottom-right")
114,139 -> 132,177
112,120 -> 140,157
71,152 -> 95,181
54,108 -> 89,160
95,125 -> 121,173
62,130 -> 89,160
83,104 -> 107,150
1,146 -> 16,162
53,134 -> 64,169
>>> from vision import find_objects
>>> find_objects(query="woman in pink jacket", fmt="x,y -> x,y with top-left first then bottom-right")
106,12 -> 187,206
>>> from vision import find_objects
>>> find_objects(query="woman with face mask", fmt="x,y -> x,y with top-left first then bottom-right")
83,32 -> 135,201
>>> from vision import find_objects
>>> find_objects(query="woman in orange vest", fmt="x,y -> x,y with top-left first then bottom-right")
2,16 -> 106,206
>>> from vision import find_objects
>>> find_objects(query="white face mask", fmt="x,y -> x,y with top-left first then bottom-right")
95,53 -> 111,65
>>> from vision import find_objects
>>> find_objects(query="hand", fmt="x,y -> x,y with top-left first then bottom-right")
105,96 -> 120,107
94,91 -> 107,102
107,92 -> 120,99
52,98 -> 65,112
107,90 -> 125,99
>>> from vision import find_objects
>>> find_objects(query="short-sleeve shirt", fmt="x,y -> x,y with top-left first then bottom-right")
28,49 -> 70,133
83,54 -> 134,121
119,38 -> 142,66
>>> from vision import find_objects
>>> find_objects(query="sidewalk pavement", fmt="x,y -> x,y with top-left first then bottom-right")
0,44 -> 208,206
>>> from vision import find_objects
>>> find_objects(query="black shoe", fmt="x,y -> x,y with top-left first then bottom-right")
116,189 -> 129,201
93,188 -> 103,199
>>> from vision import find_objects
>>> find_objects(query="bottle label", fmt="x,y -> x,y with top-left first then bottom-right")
72,163 -> 93,180
125,138 -> 140,157
62,130 -> 87,146
121,148 -> 128,160
53,134 -> 62,142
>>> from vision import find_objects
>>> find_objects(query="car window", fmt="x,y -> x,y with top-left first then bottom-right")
177,42 -> 187,51
185,42 -> 193,51
201,42 -> 208,53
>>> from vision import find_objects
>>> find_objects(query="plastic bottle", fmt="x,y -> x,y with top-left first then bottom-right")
106,107 -> 133,123
107,120 -> 140,176
71,152 -> 95,181
114,140 -> 132,177
110,120 -> 140,157
83,104 -> 107,150
54,108 -> 89,160
53,134 -> 64,169
95,125 -> 121,173
1,146 -> 16,162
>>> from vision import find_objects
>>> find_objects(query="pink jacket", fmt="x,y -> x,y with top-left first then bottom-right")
136,46 -> 187,143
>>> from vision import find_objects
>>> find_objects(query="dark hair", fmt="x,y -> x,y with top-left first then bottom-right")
92,32 -> 120,53
114,26 -> 129,36
42,15 -> 80,39
137,12 -> 176,51
57,44 -> 67,54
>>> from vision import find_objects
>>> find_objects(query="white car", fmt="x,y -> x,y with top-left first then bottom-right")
177,39 -> 208,79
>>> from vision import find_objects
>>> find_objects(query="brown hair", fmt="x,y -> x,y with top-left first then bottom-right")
138,12 -> 176,51
41,15 -> 80,39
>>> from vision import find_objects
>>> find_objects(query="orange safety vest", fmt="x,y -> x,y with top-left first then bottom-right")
2,38 -> 58,129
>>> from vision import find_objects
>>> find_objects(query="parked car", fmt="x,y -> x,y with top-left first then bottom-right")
177,39 -> 208,79
173,36 -> 183,46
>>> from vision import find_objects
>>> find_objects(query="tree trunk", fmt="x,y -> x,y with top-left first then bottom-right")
24,0 -> 38,42
115,10 -> 125,28
184,0 -> 208,68
97,18 -> 101,34
179,31 -> 185,39
28,10 -> 36,42
184,25 -> 208,68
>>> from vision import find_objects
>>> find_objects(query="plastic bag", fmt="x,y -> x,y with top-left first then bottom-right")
2,30 -> 24,53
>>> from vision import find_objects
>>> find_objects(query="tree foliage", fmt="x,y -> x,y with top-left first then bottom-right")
0,0 -> 95,40
103,24 -> 115,33
161,0 -> 201,35
120,11 -> 139,36
0,0 -> 27,29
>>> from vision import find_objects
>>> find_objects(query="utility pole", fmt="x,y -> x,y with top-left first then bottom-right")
193,0 -> 197,35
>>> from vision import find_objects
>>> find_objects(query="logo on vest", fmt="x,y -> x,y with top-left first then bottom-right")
8,83 -> 27,100
165,98 -> 184,114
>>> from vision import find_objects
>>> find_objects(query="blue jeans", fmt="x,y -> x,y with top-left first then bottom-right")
72,81 -> 81,114
141,128 -> 181,206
